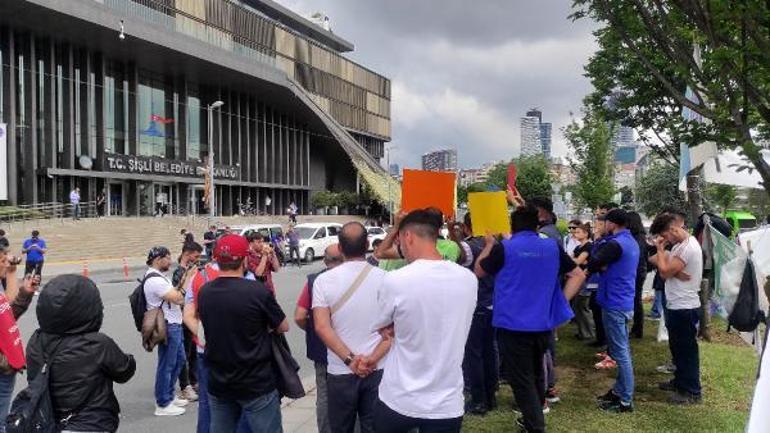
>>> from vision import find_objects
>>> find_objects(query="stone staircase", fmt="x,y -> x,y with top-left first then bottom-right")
1,215 -> 362,263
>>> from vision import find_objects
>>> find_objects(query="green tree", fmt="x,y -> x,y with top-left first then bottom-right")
572,0 -> 770,199
635,162 -> 687,217
486,156 -> 553,200
705,184 -> 737,212
564,110 -> 616,210
457,182 -> 487,205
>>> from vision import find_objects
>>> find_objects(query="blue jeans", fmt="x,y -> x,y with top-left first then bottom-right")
650,291 -> 664,318
209,390 -> 282,433
665,308 -> 702,396
197,353 -> 252,433
156,323 -> 186,407
602,309 -> 634,405
0,373 -> 16,433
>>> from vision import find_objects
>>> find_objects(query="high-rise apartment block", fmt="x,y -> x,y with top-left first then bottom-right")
422,149 -> 458,172
520,109 -> 551,158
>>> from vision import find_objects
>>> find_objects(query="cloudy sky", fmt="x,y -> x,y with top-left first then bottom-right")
278,0 -> 597,170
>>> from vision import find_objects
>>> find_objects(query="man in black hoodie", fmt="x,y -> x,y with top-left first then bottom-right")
26,275 -> 136,433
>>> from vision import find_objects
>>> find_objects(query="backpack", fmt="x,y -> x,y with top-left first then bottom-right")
728,259 -> 766,333
6,339 -> 62,433
128,273 -> 163,332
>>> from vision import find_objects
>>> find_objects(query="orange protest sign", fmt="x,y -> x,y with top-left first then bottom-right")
400,169 -> 457,218
468,191 -> 511,236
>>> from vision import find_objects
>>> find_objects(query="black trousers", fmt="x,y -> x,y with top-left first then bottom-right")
463,310 -> 498,408
327,370 -> 382,433
498,329 -> 550,433
178,327 -> 198,389
589,291 -> 606,345
24,261 -> 44,278
666,308 -> 702,396
374,399 -> 462,433
631,278 -> 645,338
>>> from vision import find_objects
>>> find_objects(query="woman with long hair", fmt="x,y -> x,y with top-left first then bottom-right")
626,211 -> 649,338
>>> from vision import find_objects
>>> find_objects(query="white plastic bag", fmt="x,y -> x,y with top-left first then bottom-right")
657,311 -> 669,342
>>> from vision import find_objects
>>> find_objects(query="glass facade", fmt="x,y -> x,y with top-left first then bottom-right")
104,0 -> 390,143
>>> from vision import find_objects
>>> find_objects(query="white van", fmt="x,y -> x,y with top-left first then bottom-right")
290,222 -> 343,262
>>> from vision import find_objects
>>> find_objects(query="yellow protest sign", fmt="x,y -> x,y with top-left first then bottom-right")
468,191 -> 510,236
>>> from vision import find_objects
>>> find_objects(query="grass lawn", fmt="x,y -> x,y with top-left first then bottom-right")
462,318 -> 759,433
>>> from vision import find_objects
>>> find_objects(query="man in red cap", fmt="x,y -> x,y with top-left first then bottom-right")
197,235 -> 289,433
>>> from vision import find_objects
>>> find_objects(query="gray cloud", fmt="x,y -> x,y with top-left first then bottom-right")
280,0 -> 597,169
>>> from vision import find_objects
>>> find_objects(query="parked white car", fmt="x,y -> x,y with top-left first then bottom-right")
366,226 -> 387,251
232,224 -> 285,241
291,222 -> 343,262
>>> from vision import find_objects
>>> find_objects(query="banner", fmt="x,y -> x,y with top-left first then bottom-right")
0,123 -> 6,201
468,192 -> 510,236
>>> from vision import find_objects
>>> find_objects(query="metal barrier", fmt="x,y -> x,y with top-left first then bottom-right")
0,201 -> 99,223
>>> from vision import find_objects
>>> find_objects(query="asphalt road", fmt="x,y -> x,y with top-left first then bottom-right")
14,261 -> 325,433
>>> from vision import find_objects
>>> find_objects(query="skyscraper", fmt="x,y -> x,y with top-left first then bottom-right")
520,108 -> 551,158
422,149 -> 458,172
520,116 -> 542,157
540,122 -> 552,160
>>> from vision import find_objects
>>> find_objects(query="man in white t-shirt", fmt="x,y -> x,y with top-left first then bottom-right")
313,222 -> 390,433
650,213 -> 704,405
372,209 -> 477,433
144,246 -> 188,416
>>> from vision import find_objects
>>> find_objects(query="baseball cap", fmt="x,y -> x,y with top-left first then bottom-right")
605,208 -> 628,226
213,234 -> 250,264
146,246 -> 171,265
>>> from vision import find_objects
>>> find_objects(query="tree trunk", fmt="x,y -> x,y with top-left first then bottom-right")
685,168 -> 704,223
686,168 -> 712,341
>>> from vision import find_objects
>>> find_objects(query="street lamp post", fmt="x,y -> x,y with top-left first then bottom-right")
207,101 -> 224,222
385,144 -> 398,226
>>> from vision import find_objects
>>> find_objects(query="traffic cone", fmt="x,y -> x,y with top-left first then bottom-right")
122,257 -> 129,281
82,259 -> 89,278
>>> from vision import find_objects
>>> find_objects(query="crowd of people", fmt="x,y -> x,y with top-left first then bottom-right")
0,192 -> 711,433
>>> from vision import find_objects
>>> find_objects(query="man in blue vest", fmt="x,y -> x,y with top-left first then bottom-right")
475,204 -> 586,433
587,208 -> 640,413
293,244 -> 343,433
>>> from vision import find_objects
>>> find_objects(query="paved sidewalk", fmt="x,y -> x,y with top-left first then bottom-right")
281,375 -> 319,433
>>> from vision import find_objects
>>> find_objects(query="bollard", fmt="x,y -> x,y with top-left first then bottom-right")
82,259 -> 89,278
122,257 -> 129,281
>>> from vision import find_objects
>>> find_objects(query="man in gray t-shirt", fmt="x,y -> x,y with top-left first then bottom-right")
650,213 -> 704,405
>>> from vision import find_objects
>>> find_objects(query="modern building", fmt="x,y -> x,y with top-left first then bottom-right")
0,0 -> 394,216
520,116 -> 541,157
388,163 -> 400,177
540,122 -> 552,160
520,108 -> 550,158
422,148 -> 457,172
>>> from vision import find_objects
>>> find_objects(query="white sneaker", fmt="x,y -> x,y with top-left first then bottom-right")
172,397 -> 189,407
154,404 -> 185,416
181,385 -> 199,402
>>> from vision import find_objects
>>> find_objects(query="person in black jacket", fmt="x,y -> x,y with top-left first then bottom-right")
627,212 -> 649,339
26,275 -> 136,433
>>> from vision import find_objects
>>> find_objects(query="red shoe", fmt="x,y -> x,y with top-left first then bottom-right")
594,357 -> 617,370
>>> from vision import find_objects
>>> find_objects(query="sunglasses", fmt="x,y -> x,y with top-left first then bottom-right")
568,226 -> 578,230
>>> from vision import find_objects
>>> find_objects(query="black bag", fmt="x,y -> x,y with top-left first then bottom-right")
6,339 -> 62,433
271,334 -> 305,399
728,259 -> 766,332
128,273 -> 162,332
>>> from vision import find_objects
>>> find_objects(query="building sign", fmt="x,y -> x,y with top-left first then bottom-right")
0,123 -> 6,201
104,153 -> 238,180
